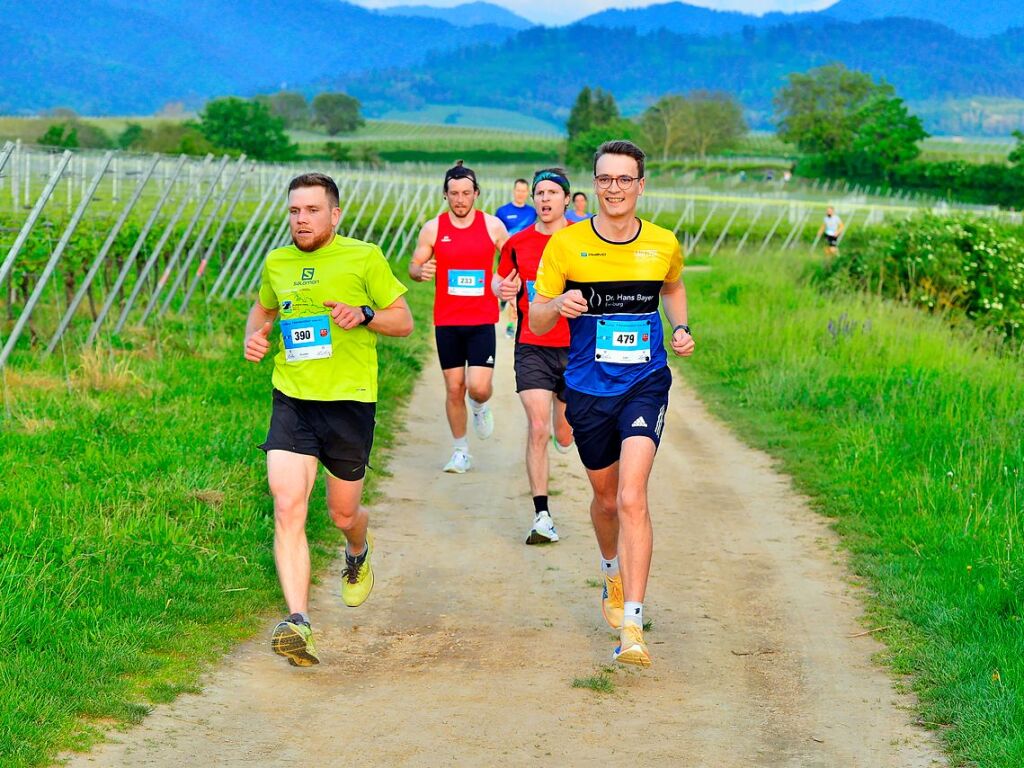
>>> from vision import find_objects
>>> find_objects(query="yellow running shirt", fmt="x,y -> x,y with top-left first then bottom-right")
258,236 -> 407,402
534,218 -> 683,396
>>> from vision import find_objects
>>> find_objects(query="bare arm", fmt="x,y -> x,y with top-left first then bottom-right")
661,278 -> 694,357
486,213 -> 510,253
243,301 -> 278,362
529,290 -> 588,336
366,295 -> 413,337
408,220 -> 437,282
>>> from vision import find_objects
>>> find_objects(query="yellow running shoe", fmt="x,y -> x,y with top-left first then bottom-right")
602,574 -> 624,630
341,538 -> 374,607
271,615 -> 320,667
613,624 -> 652,668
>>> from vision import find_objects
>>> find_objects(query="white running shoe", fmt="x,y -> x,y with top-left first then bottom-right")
551,433 -> 574,455
525,512 -> 559,545
443,449 -> 472,474
472,404 -> 494,440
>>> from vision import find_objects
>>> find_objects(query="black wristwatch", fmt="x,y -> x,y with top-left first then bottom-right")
673,323 -> 691,336
359,305 -> 375,326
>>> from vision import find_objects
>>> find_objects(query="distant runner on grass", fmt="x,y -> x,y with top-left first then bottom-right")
494,167 -> 575,545
244,172 -> 413,667
530,140 -> 695,668
818,206 -> 844,255
409,161 -> 510,474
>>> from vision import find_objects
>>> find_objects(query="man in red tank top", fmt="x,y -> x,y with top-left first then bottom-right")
409,161 -> 510,473
494,168 -> 574,545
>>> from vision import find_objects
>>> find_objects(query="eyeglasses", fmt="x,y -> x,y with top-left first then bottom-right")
594,174 -> 642,190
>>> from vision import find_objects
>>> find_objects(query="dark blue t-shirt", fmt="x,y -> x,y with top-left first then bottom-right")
495,202 -> 537,235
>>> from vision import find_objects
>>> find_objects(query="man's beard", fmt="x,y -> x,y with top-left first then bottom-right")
292,229 -> 334,252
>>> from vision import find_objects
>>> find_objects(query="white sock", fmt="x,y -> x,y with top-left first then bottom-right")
623,602 -> 643,628
601,556 -> 619,578
453,436 -> 469,452
468,397 -> 486,414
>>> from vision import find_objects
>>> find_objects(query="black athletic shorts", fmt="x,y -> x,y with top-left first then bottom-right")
514,343 -> 568,401
435,324 -> 496,370
825,234 -> 839,247
259,389 -> 376,480
564,365 -> 671,471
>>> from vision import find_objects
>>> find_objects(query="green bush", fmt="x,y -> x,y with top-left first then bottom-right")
820,213 -> 1024,342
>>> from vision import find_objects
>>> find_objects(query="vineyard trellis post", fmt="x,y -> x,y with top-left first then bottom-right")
0,151 -> 113,369
47,154 -> 162,353
88,155 -> 188,344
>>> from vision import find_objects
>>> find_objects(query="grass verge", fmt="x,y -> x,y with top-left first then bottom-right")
0,280 -> 433,767
674,250 -> 1023,767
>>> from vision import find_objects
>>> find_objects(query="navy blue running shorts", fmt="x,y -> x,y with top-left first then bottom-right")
564,365 -> 671,471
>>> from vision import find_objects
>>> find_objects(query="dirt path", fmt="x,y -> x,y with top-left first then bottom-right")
65,337 -> 946,767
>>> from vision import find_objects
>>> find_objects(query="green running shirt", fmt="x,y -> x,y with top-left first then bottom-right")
258,236 -> 407,402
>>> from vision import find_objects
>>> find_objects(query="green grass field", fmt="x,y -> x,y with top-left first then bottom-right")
0,281 -> 433,768
675,250 -> 1023,767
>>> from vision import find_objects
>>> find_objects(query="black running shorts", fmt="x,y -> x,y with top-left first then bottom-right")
564,365 -> 671,471
435,324 -> 496,370
260,389 -> 376,480
514,343 -> 568,401
826,234 -> 839,247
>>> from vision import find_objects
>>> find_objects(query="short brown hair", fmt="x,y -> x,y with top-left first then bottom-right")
288,173 -> 339,208
594,140 -> 646,179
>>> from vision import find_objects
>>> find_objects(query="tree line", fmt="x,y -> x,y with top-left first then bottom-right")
37,91 -> 364,161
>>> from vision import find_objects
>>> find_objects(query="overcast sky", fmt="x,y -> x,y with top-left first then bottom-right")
354,0 -> 838,25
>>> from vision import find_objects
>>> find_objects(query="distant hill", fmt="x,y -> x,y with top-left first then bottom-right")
380,2 -> 533,30
579,0 -> 1024,38
343,19 -> 1024,131
577,1 -> 811,36
823,0 -> 1024,38
0,0 -> 516,114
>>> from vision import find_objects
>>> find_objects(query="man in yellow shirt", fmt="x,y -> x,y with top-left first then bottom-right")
531,141 -> 695,668
243,173 -> 413,667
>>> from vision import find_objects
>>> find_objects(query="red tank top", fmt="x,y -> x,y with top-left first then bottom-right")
433,210 -> 499,327
497,226 -> 570,347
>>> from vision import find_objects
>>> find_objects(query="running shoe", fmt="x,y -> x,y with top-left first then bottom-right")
472,404 -> 494,440
341,538 -> 374,607
505,322 -> 515,339
271,614 -> 319,667
613,624 -> 652,668
551,433 -> 574,455
602,573 -> 624,630
443,448 -> 472,473
525,511 -> 559,545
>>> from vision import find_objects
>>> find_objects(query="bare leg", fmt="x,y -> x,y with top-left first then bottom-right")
326,473 -> 368,556
552,396 -> 573,448
466,365 -> 494,404
586,461 -> 620,561
615,436 -> 658,603
442,366 -> 468,440
519,388 -> 554,497
267,450 -> 319,614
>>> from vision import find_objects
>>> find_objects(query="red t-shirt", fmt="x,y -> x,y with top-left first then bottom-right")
433,210 -> 499,327
498,226 -> 570,347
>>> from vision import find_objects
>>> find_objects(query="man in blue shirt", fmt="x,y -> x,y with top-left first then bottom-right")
495,179 -> 537,235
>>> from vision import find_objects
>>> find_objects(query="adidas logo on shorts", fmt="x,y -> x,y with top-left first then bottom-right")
486,355 -> 495,364
631,416 -> 648,428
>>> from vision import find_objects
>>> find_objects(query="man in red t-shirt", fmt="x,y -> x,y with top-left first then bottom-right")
494,168 -> 574,544
409,161 -> 509,473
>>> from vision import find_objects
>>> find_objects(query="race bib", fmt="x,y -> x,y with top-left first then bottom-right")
526,279 -> 537,302
280,315 -> 332,362
595,318 -> 651,364
448,269 -> 485,296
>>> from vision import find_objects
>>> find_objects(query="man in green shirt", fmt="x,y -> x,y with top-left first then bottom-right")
244,173 -> 413,667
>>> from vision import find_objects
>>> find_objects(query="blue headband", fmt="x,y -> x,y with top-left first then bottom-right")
532,171 -> 571,195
